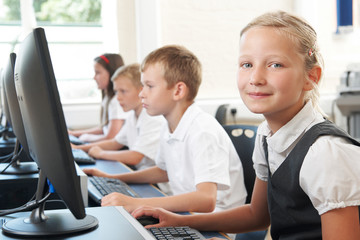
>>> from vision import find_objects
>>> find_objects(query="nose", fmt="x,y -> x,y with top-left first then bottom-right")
116,92 -> 121,101
249,67 -> 266,86
138,88 -> 145,99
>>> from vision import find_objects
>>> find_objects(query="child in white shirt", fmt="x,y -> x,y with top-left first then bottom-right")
74,63 -> 164,170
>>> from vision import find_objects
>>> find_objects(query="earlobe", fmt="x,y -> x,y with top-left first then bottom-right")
304,66 -> 321,91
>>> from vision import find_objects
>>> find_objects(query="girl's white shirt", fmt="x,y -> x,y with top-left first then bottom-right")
253,100 -> 360,215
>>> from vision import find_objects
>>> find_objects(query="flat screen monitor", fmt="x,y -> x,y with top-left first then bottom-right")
0,53 -> 38,174
1,27 -> 98,237
0,68 -> 15,142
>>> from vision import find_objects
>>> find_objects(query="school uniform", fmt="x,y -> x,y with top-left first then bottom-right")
253,100 -> 360,239
102,95 -> 130,135
115,108 -> 165,170
156,104 -> 247,212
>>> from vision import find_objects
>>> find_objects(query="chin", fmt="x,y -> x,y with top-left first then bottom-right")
145,109 -> 160,116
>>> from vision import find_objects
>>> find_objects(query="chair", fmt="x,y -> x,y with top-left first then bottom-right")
222,124 -> 268,240
223,124 -> 257,204
215,104 -> 229,125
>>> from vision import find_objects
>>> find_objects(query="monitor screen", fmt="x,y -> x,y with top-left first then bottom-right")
0,53 -> 38,174
0,71 -> 11,130
1,28 -> 98,237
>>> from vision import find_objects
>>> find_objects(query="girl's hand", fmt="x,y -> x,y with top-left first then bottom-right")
82,168 -> 108,177
100,192 -> 138,212
131,206 -> 184,229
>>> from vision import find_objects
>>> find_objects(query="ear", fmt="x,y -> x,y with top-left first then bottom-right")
173,82 -> 188,101
304,66 -> 321,91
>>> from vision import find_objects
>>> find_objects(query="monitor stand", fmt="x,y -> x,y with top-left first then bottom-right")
2,171 -> 98,237
0,161 -> 38,174
0,140 -> 38,175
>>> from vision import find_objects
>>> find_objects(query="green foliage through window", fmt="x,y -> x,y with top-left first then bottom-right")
1,0 -> 101,24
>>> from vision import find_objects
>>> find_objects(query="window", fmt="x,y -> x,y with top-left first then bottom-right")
0,0 -> 104,103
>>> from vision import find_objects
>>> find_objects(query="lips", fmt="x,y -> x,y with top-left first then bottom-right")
248,92 -> 271,99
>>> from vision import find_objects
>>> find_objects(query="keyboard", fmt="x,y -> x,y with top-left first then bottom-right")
72,148 -> 96,164
88,176 -> 140,205
69,134 -> 85,145
149,226 -> 206,240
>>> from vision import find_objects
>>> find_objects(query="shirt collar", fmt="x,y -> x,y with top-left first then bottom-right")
165,103 -> 200,142
135,109 -> 146,129
261,101 -> 320,153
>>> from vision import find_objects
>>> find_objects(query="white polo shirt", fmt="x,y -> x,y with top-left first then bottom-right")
156,104 -> 247,212
102,95 -> 130,135
115,108 -> 165,170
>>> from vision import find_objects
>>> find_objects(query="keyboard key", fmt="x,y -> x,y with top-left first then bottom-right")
149,226 -> 205,239
88,176 -> 140,205
72,148 -> 96,164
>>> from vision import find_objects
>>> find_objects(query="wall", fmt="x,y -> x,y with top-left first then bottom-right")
65,0 -> 355,133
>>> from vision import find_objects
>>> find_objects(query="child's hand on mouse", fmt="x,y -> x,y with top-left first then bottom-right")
132,206 -> 185,229
82,168 -> 109,177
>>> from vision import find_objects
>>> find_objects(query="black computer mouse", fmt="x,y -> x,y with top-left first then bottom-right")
136,216 -> 159,226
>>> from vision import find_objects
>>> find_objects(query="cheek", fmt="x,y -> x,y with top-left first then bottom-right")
237,73 -> 247,91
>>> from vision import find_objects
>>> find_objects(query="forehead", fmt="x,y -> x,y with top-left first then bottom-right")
113,76 -> 134,88
94,62 -> 106,70
142,63 -> 166,81
239,27 -> 301,59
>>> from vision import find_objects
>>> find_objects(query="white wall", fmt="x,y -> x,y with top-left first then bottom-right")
66,0 -> 356,132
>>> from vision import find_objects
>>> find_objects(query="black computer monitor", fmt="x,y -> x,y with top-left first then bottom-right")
1,28 -> 98,237
0,53 -> 38,174
0,69 -> 16,142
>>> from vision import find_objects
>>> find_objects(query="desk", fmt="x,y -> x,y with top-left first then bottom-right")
1,206 -> 153,240
0,160 -> 229,239
81,160 -> 230,239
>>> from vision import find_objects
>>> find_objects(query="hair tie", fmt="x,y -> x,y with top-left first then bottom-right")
308,48 -> 314,57
99,55 -> 110,64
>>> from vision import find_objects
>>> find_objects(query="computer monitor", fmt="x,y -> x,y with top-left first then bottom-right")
0,69 -> 15,142
1,28 -> 98,237
0,53 -> 38,174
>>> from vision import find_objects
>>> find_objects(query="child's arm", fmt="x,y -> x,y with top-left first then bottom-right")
321,206 -> 360,239
83,166 -> 169,185
99,119 -> 124,140
101,181 -> 218,213
68,126 -> 103,137
78,119 -> 125,142
88,147 -> 144,165
72,139 -> 123,152
132,178 -> 270,233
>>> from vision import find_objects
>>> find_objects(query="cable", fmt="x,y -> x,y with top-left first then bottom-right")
0,191 -> 51,217
0,152 -> 14,161
0,148 -> 23,174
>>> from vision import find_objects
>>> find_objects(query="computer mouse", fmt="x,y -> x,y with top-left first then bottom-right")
136,216 -> 160,226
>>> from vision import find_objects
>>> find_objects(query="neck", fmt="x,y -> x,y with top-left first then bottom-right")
264,100 -> 306,134
165,101 -> 193,133
134,104 -> 143,118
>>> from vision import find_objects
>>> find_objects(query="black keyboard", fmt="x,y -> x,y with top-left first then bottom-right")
149,226 -> 205,240
88,176 -> 140,205
72,148 -> 96,164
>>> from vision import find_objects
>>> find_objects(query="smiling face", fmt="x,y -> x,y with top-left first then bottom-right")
237,26 -> 313,127
139,63 -> 175,117
114,76 -> 142,113
93,62 -> 110,90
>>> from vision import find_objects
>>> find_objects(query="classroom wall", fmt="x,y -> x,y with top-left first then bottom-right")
65,0 -> 358,131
